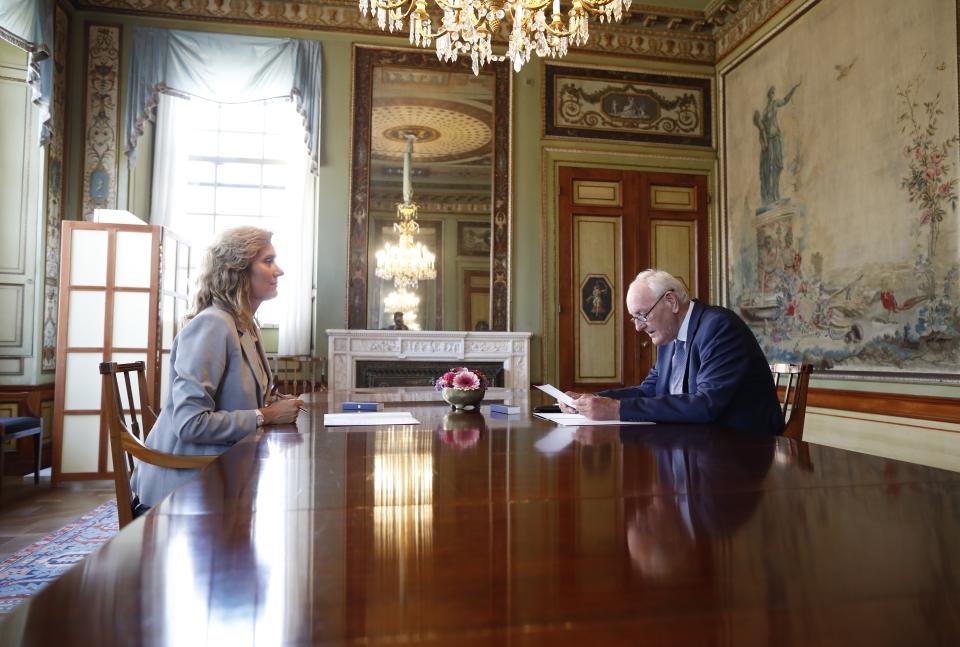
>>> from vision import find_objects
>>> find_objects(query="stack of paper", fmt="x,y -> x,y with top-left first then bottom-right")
533,412 -> 642,426
323,412 -> 420,427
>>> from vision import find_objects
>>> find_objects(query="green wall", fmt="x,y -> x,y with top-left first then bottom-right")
51,6 -> 960,399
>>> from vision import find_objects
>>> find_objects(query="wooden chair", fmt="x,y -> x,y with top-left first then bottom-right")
100,361 -> 214,528
770,363 -> 813,440
0,392 -> 44,494
269,355 -> 326,396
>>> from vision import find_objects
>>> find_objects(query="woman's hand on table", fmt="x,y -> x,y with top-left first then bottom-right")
261,397 -> 305,424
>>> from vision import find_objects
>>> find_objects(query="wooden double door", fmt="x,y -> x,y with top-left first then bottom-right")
558,167 -> 709,392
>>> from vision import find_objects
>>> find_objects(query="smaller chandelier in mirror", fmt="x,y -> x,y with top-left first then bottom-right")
375,134 -> 437,290
359,0 -> 632,74
384,288 -> 421,330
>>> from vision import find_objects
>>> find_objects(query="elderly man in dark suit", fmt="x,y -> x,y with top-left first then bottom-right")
563,269 -> 783,434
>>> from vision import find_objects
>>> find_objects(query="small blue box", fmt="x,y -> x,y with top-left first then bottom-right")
342,402 -> 383,411
490,403 -> 521,414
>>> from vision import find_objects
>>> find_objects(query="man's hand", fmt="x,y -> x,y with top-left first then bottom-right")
571,394 -> 621,421
559,391 -> 583,413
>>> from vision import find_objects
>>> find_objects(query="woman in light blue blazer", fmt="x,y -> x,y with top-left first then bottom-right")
133,227 -> 304,507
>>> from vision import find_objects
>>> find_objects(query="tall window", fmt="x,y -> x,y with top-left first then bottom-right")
166,98 -> 306,326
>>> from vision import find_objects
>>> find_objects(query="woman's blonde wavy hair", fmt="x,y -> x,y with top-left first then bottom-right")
187,226 -> 273,332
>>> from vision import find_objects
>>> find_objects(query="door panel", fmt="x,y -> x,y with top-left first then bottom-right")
573,215 -> 622,384
558,167 -> 708,392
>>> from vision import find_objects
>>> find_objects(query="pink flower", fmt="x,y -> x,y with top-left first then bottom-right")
440,428 -> 481,449
940,183 -> 952,195
452,371 -> 481,390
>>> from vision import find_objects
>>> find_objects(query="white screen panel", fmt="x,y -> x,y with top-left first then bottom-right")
67,290 -> 105,347
112,291 -> 150,348
64,352 -> 104,410
70,229 -> 109,286
161,296 -> 175,348
60,414 -> 101,473
114,231 -> 153,288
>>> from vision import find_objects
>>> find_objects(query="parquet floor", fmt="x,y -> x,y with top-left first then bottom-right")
0,471 -> 115,561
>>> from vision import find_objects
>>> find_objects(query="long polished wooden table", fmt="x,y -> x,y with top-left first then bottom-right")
3,392 -> 960,644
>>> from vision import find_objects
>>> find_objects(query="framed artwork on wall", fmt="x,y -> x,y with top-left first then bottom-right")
457,222 -> 491,257
720,0 -> 960,380
544,63 -> 712,147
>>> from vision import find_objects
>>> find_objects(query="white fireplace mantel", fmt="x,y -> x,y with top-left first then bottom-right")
326,329 -> 531,394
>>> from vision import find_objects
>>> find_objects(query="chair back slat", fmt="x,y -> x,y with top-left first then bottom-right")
100,361 -> 215,529
122,370 -> 141,439
769,363 -> 813,440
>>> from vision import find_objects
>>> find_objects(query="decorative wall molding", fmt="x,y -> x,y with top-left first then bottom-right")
80,24 -> 120,219
42,5 -> 68,373
712,0 -> 795,58
76,0 -> 716,63
327,329 -> 531,395
370,194 -> 490,215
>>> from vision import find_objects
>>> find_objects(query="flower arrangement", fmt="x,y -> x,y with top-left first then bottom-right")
434,366 -> 490,392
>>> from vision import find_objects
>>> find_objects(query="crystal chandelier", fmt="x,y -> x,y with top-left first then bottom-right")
384,288 -> 420,313
375,134 -> 437,290
384,288 -> 421,330
359,0 -> 632,74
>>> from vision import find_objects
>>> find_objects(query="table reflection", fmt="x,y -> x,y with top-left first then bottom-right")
618,427 -> 773,582
373,430 -> 434,584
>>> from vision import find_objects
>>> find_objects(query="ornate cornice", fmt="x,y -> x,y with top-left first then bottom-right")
76,0 -> 716,63
711,0 -> 795,58
73,0 -> 805,63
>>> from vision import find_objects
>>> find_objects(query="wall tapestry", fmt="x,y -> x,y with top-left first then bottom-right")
80,24 -> 120,219
545,64 -> 712,147
722,0 -> 959,377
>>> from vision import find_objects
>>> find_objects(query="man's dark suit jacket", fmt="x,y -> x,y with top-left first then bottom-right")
599,300 -> 784,434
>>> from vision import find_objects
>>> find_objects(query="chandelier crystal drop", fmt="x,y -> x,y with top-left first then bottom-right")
374,134 -> 437,290
358,0 -> 632,74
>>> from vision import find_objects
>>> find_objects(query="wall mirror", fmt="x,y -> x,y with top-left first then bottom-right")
348,46 -> 511,331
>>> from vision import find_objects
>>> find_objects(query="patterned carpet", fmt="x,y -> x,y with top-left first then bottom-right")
0,499 -> 119,616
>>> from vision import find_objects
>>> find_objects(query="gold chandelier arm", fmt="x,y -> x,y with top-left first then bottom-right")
369,0 -> 414,11
578,0 -> 626,15
520,0 -> 555,11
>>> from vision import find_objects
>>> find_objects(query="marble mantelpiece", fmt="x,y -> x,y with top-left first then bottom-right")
326,329 -> 531,395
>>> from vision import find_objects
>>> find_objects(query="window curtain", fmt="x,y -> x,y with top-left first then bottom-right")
0,0 -> 54,142
275,127 -> 317,356
149,94 -> 189,229
124,27 -> 322,174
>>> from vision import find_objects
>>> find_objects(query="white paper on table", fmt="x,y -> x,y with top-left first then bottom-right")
533,412 -> 651,426
534,427 -> 576,454
534,384 -> 578,407
323,412 -> 420,427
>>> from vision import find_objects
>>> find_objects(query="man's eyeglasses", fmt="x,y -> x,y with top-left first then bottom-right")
628,290 -> 671,324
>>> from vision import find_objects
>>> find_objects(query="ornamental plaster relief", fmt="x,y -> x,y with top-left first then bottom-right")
78,0 -> 717,63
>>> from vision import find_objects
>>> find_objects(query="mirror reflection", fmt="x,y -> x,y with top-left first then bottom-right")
366,65 -> 493,330
349,47 -> 509,331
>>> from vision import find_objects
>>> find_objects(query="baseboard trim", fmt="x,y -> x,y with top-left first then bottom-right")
806,388 -> 960,426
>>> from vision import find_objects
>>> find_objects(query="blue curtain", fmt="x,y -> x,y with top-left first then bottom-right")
0,0 -> 54,143
124,27 -> 322,173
